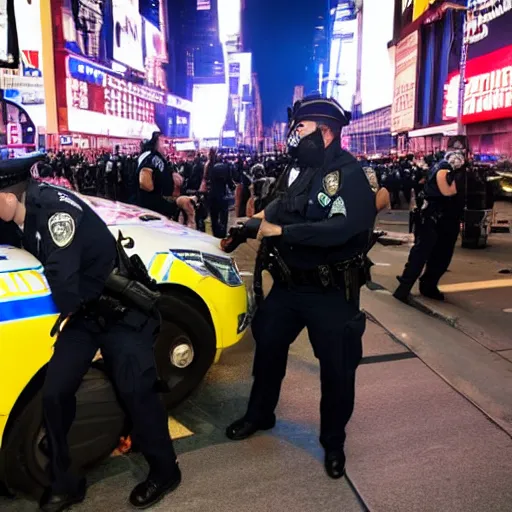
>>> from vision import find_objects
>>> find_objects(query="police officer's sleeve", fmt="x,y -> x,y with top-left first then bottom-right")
281,168 -> 376,247
39,192 -> 84,316
263,198 -> 281,223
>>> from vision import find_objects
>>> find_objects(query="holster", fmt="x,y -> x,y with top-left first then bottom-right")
104,272 -> 160,315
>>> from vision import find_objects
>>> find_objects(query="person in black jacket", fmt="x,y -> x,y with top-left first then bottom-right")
0,154 -> 180,511
394,140 -> 466,302
136,132 -> 195,218
225,96 -> 377,480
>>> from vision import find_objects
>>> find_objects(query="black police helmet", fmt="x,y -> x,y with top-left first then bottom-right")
287,94 -> 351,138
0,152 -> 46,191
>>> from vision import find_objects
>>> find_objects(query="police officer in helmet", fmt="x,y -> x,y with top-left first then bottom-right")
225,96 -> 377,479
394,137 -> 466,302
0,154 -> 181,511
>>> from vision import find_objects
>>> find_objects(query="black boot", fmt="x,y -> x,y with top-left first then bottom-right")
324,449 -> 346,479
225,416 -> 276,441
39,479 -> 86,512
393,276 -> 412,303
419,282 -> 445,301
129,466 -> 182,509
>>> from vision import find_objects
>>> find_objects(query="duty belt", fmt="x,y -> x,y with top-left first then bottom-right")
271,254 -> 365,302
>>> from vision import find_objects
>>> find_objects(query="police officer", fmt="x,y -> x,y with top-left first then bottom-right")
394,140 -> 465,302
0,154 -> 181,511
137,131 -> 195,218
225,96 -> 377,479
208,156 -> 234,238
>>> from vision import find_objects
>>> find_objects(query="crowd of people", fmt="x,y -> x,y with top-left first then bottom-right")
29,144 -> 440,240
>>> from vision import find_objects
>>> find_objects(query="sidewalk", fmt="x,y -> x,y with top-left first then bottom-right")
371,202 -> 512,356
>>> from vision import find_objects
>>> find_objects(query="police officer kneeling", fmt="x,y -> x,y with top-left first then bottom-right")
0,155 -> 180,511
225,96 -> 377,479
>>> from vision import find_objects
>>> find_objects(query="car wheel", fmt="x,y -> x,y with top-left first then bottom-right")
155,294 -> 216,409
2,365 -> 126,499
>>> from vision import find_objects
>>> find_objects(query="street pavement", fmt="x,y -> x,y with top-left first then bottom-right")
2,206 -> 512,512
373,201 -> 512,353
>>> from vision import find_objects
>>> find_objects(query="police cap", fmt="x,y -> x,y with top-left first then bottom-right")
287,94 -> 351,135
0,152 -> 46,190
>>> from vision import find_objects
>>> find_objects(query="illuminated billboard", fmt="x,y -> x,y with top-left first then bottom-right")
466,1 -> 512,59
391,30 -> 419,133
218,0 -> 241,48
1,0 -> 45,132
191,83 -> 229,140
65,56 -> 163,138
0,0 -> 19,69
327,7 -> 358,111
112,0 -> 144,71
443,44 -> 512,124
361,0 -> 395,114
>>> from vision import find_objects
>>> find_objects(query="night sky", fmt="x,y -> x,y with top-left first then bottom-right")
243,0 -> 324,126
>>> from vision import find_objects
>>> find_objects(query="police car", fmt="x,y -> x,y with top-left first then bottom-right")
0,193 -> 251,497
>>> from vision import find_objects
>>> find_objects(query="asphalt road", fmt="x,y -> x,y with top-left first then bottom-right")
2,209 -> 512,512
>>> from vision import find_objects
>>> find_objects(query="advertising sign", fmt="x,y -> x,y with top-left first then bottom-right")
391,30 -> 419,133
65,56 -> 163,138
466,1 -> 512,59
13,0 -> 42,77
443,44 -> 512,124
361,0 -> 395,114
0,0 -> 18,68
112,0 -> 144,71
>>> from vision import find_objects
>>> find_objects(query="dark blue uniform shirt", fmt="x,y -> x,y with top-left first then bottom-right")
22,181 -> 117,316
264,139 -> 376,269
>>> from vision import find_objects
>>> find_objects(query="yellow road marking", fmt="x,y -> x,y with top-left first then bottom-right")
439,279 -> 512,293
168,417 -> 194,440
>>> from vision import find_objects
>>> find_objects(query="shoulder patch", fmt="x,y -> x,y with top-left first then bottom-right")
363,167 -> 379,193
57,191 -> 83,211
48,212 -> 76,248
323,171 -> 340,197
328,196 -> 347,218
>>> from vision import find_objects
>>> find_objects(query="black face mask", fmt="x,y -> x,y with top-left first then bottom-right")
292,129 -> 325,168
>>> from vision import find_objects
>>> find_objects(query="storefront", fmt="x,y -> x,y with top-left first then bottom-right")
408,122 -> 458,154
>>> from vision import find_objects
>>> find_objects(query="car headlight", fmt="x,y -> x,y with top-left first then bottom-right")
171,250 -> 243,286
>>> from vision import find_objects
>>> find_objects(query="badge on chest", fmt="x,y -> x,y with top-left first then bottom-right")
323,171 -> 340,197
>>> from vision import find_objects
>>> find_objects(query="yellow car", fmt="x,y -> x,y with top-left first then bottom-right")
0,194 -> 252,498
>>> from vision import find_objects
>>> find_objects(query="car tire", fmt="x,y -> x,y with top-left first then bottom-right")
2,365 -> 126,500
155,294 -> 216,409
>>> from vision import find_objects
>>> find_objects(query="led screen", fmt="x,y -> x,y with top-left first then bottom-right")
443,44 -> 512,125
65,56 -> 163,138
0,0 -> 18,68
391,30 -> 419,133
112,0 -> 144,71
217,0 -> 241,46
327,17 -> 358,111
361,0 -> 395,114
191,83 -> 229,140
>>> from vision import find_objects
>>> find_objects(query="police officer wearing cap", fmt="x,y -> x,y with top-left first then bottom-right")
225,96 -> 377,479
137,131 -> 195,218
0,154 -> 181,511
394,139 -> 465,302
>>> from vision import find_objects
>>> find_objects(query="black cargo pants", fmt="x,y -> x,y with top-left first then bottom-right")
246,283 -> 365,451
42,309 -> 177,494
